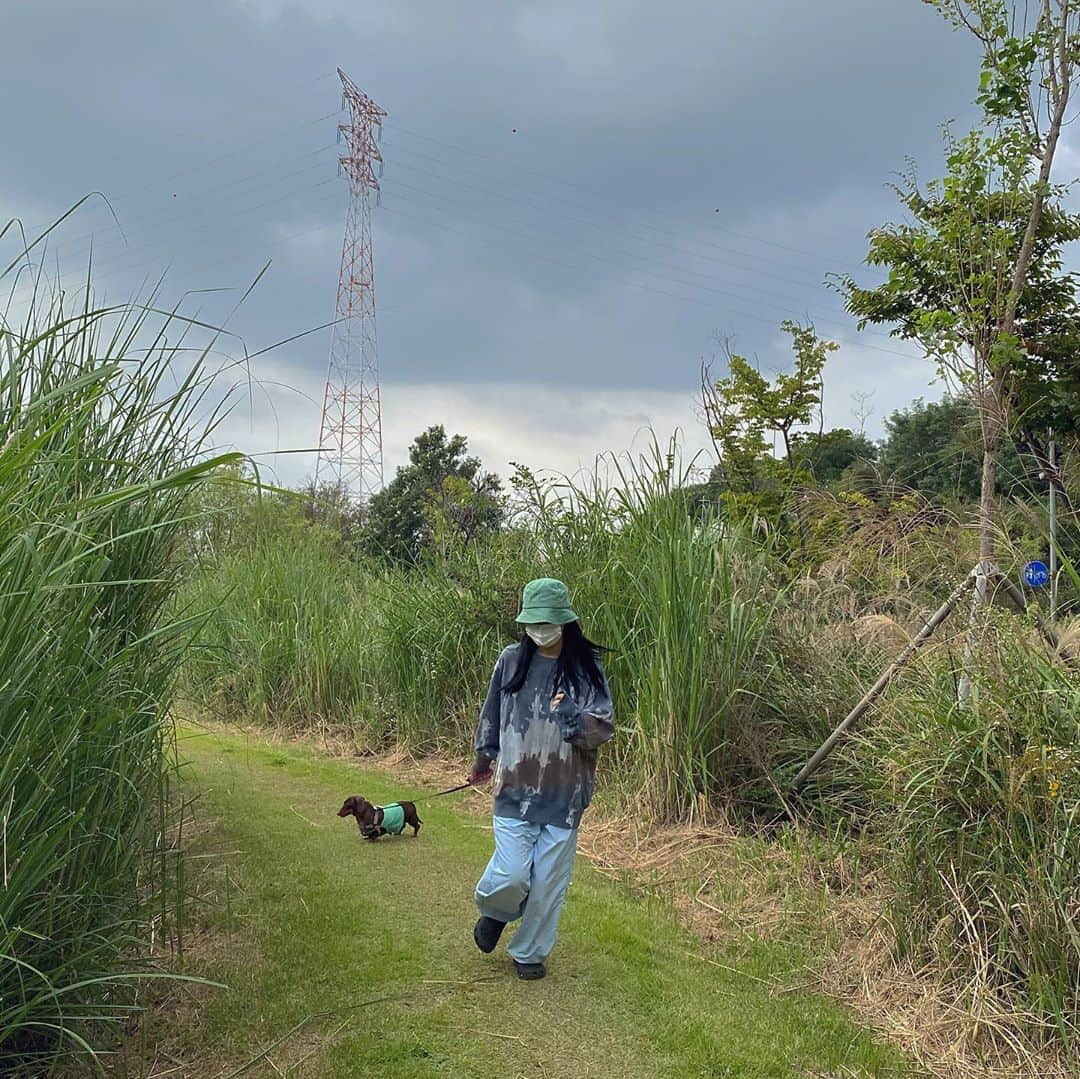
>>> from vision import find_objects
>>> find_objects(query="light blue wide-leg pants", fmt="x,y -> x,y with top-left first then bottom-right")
474,815 -> 579,964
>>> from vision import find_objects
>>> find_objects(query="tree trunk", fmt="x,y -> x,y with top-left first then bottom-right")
960,379 -> 1003,705
979,414 -> 1000,561
978,378 -> 1004,563
1000,4 -> 1072,339
992,3 -> 1074,533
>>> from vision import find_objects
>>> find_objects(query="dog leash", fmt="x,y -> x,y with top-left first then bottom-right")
431,780 -> 473,797
413,780 -> 474,804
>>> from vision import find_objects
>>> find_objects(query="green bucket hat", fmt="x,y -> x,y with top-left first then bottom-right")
515,578 -> 579,625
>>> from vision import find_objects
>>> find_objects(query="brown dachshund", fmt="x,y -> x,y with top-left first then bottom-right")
337,795 -> 422,840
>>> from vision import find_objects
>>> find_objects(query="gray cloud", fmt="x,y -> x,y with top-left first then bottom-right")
1,1 -> 993,482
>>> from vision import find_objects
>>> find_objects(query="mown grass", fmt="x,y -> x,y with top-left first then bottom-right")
151,724 -> 909,1078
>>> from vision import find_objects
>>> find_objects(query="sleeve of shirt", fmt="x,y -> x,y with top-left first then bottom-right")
473,651 -> 506,759
555,666 -> 615,750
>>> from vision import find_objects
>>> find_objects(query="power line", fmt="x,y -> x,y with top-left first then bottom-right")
10,154 -> 848,333
127,68 -> 339,189
386,122 -> 847,265
15,108 -> 872,319
10,139 -> 340,271
375,177 -> 906,350
381,142 -> 832,293
3,174 -> 343,307
10,104 -> 879,338
4,93 -> 924,372
374,197 -> 917,362
7,168 -> 913,366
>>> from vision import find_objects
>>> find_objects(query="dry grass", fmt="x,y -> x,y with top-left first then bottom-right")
577,816 -> 1078,1079
1053,615 -> 1080,659
850,615 -> 912,652
818,904 -> 1079,1079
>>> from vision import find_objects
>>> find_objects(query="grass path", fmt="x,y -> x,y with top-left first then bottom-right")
163,725 -> 909,1078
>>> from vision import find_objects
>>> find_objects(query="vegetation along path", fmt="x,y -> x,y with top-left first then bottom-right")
161,725 -> 909,1078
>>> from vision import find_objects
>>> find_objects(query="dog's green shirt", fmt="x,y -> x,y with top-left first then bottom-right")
378,803 -> 406,834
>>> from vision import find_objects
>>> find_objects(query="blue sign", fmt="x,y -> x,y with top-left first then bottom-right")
1023,560 -> 1050,588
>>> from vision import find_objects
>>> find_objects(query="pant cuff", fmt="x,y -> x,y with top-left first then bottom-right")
475,892 -> 522,924
508,946 -> 547,964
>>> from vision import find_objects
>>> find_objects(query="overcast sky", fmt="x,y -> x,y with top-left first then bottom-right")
2,0 -> 997,486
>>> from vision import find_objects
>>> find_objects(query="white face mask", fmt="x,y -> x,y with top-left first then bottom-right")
525,623 -> 563,648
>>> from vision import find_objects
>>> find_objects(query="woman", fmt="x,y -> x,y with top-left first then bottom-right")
469,577 -> 614,980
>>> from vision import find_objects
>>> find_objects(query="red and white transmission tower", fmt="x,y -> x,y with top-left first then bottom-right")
315,69 -> 387,500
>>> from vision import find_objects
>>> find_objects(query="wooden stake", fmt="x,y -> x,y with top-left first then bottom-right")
792,568 -> 978,790
957,558 -> 991,706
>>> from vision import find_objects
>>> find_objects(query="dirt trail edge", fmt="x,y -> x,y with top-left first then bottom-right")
156,725 -> 909,1079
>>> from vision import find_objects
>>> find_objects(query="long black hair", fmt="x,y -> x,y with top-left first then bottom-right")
502,620 -> 609,697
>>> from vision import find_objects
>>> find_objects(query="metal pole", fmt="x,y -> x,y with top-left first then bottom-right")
1049,429 -> 1058,621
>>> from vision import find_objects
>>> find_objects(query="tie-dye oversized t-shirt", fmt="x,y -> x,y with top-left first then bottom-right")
474,644 -> 615,829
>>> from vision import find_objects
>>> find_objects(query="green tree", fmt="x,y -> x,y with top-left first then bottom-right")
842,0 -> 1080,565
423,473 -> 505,555
878,396 -> 1029,503
789,428 -> 877,487
362,426 -> 502,562
702,321 -> 836,516
302,480 -> 366,547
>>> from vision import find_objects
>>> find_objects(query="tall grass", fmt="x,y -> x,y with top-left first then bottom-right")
520,449 -> 786,817
0,270 -> 237,1069
364,556 -> 515,746
867,613 -> 1080,1036
180,511 -> 374,731
183,440 -> 788,818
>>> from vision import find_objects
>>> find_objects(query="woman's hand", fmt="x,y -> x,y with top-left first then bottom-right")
468,753 -> 494,785
551,691 -> 584,741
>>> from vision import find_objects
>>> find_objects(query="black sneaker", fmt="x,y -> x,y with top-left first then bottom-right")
512,960 -> 546,980
473,916 -> 506,954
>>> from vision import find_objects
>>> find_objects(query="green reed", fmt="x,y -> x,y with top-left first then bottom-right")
0,264 -> 238,1069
